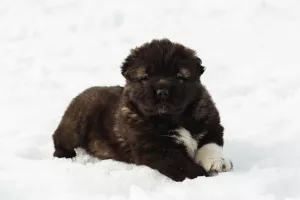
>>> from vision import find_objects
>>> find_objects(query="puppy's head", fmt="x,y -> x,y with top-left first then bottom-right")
121,39 -> 205,117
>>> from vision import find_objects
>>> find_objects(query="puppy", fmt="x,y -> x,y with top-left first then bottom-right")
52,39 -> 232,182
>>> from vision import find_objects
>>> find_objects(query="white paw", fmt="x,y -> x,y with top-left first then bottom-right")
195,143 -> 233,173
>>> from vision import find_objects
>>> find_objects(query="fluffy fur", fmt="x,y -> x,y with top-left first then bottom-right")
52,39 -> 232,182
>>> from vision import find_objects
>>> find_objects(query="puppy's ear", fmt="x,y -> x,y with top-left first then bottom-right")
121,63 -> 130,79
121,50 -> 135,80
196,57 -> 206,75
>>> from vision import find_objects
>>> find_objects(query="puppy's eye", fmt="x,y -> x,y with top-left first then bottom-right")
176,75 -> 187,82
139,75 -> 149,81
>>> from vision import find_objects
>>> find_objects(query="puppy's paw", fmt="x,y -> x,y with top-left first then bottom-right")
195,143 -> 233,174
53,148 -> 76,159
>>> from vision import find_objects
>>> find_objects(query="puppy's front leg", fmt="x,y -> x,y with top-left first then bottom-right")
134,143 -> 207,182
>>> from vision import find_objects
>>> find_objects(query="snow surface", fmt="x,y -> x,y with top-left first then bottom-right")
1,0 -> 300,199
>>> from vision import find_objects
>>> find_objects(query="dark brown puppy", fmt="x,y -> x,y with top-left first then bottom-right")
52,39 -> 232,182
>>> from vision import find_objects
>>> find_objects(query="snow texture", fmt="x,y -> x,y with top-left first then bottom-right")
1,0 -> 300,199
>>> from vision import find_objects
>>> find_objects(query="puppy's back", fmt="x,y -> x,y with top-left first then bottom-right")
63,86 -> 123,123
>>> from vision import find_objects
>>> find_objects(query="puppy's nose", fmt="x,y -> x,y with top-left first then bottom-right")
156,89 -> 169,98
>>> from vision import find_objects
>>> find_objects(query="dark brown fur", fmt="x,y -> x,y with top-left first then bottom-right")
52,39 -> 225,182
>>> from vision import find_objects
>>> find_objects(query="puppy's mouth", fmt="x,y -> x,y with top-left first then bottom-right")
141,102 -> 184,116
157,105 -> 184,116
158,105 -> 168,115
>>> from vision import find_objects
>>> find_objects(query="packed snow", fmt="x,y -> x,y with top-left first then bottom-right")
1,0 -> 300,199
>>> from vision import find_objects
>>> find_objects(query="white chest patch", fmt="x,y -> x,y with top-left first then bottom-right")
173,127 -> 198,158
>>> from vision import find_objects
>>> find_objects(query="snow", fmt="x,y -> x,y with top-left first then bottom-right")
1,0 -> 300,199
